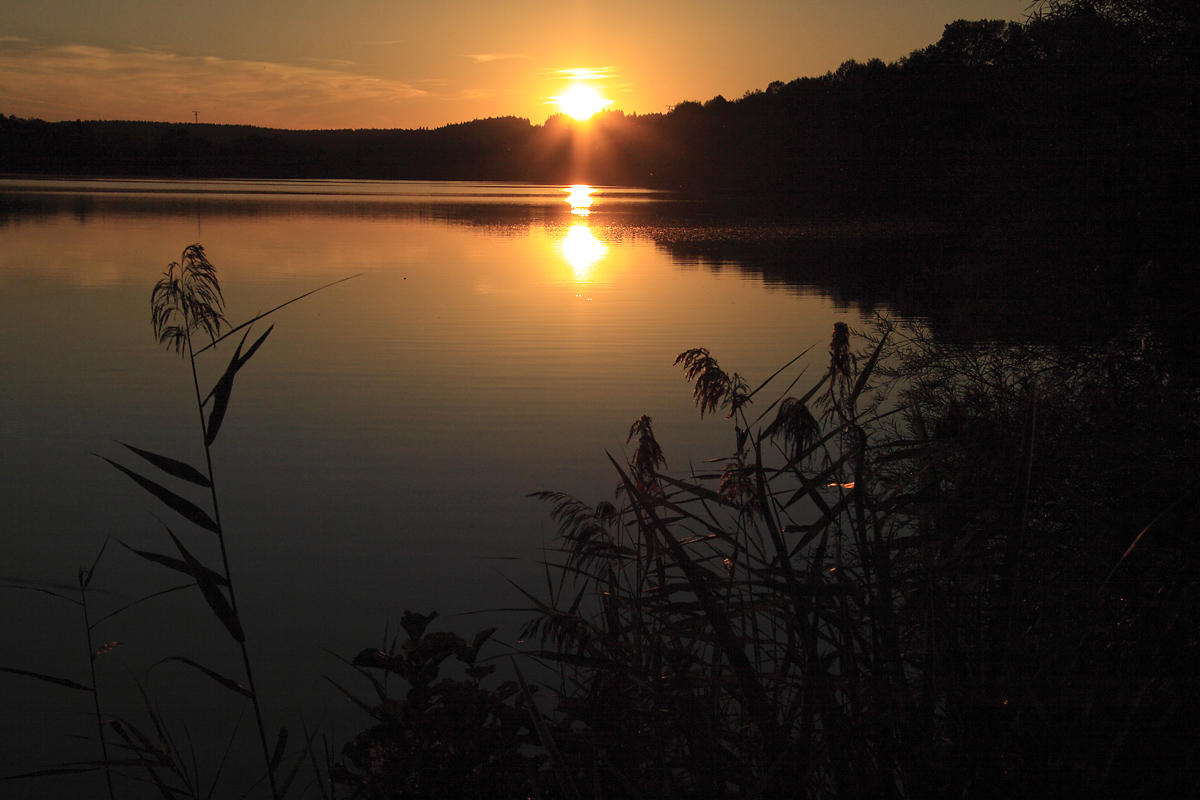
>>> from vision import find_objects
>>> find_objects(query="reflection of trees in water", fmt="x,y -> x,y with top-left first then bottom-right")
5,188 -> 1195,354
649,217 -> 1197,357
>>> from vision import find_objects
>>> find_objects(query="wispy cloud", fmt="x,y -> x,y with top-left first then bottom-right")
468,53 -> 531,63
554,67 -> 614,81
0,40 -> 428,128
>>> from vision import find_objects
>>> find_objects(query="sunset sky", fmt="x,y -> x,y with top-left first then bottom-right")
2,0 -> 1030,130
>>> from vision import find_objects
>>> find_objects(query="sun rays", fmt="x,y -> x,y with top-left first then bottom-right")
551,67 -> 614,120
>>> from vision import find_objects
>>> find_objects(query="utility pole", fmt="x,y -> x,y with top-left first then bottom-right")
193,111 -> 199,124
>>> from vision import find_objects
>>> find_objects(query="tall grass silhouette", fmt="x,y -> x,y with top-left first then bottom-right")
3,244 -> 353,798
109,243 -> 286,797
506,318 -> 1199,798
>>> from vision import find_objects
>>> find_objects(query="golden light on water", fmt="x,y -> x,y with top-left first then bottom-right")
566,184 -> 594,215
561,224 -> 607,279
559,85 -> 611,120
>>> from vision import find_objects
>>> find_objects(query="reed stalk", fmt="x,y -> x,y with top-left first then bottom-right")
92,243 -> 352,798
78,545 -> 117,800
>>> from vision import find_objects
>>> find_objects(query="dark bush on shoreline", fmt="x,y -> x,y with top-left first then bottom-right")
330,612 -> 547,800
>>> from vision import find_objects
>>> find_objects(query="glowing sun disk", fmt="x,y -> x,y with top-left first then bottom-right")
560,85 -> 610,120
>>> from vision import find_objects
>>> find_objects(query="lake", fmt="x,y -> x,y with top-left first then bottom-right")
0,178 -> 884,795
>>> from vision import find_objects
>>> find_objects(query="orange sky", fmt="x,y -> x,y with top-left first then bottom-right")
1,1 -> 1031,129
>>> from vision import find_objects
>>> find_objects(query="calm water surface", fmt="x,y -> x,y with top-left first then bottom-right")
0,178 -> 884,793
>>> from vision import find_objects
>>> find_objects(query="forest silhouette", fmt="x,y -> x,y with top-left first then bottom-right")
3,5 -> 1197,231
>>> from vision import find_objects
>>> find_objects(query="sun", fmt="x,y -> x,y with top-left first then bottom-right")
559,85 -> 611,120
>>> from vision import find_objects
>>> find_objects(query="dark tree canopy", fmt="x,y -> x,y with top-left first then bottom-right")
2,11 -> 1196,230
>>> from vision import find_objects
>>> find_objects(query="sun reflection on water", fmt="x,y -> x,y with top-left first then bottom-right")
565,184 -> 594,216
561,224 -> 607,280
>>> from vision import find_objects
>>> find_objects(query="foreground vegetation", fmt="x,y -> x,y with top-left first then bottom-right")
3,248 -> 355,798
333,311 -> 1199,798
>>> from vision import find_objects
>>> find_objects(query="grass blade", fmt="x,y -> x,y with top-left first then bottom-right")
0,583 -> 81,606
157,657 -> 251,699
162,527 -> 244,643
204,705 -> 247,800
269,727 -> 288,774
1,767 -> 100,780
120,443 -> 212,488
324,648 -> 388,703
81,537 -> 110,590
276,720 -> 321,800
0,665 -> 93,692
203,324 -> 272,447
193,275 -> 359,356
1099,493 -> 1190,592
324,677 -> 375,717
236,324 -> 273,369
89,583 -> 195,630
116,538 -> 229,587
203,330 -> 248,446
848,327 -> 889,407
101,457 -> 220,533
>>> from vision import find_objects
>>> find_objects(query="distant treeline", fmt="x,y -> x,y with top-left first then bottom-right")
3,1 -> 1197,220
